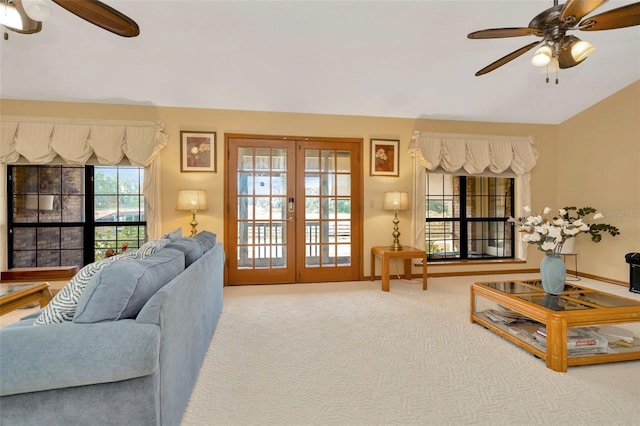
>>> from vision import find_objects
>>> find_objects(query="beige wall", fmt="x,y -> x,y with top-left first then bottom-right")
1,81 -> 637,282
556,81 -> 640,282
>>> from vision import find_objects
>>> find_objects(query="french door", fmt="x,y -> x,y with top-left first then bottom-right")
226,135 -> 362,285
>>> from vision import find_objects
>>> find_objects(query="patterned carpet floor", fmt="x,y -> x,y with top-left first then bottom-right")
181,274 -> 640,425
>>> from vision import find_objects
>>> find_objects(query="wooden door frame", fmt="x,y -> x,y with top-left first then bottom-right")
224,133 -> 365,285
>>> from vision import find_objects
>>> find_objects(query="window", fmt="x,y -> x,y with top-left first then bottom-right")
425,174 -> 514,261
7,165 -> 146,269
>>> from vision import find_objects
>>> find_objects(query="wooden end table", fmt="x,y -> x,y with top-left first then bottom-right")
0,282 -> 52,316
371,246 -> 428,292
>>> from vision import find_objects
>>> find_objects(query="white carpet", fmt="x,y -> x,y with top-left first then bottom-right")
181,274 -> 640,426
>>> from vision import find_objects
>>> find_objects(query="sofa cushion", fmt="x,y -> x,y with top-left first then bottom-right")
165,237 -> 205,267
74,248 -> 185,323
192,231 -> 217,252
33,254 -> 135,325
160,227 -> 183,241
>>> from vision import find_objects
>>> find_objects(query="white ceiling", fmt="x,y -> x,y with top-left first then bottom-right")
1,0 -> 639,125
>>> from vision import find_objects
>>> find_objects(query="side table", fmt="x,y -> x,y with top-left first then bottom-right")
371,246 -> 428,292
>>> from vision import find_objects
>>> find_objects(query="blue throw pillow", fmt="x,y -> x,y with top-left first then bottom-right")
192,231 -> 216,252
160,227 -> 183,240
165,237 -> 205,267
73,248 -> 185,323
33,254 -> 136,325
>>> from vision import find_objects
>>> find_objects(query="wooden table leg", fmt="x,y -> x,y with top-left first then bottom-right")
38,288 -> 52,307
546,316 -> 568,373
422,253 -> 428,290
381,253 -> 390,292
371,252 -> 375,282
403,259 -> 412,280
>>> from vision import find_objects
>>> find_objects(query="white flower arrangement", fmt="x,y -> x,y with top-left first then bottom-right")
509,206 -> 620,255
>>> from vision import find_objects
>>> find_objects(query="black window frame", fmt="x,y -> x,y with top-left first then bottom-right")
7,165 -> 146,269
425,174 -> 515,261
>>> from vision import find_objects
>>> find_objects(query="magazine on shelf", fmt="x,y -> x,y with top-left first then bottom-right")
483,305 -> 532,324
595,325 -> 635,345
534,326 -> 610,349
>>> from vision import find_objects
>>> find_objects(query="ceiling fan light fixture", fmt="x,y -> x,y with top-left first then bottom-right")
571,40 -> 595,62
22,0 -> 50,21
531,45 -> 552,67
0,1 -> 23,30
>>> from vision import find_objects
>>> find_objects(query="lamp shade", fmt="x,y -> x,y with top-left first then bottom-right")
176,190 -> 208,211
22,0 -> 52,21
383,191 -> 409,211
0,2 -> 23,29
531,45 -> 552,67
571,39 -> 594,62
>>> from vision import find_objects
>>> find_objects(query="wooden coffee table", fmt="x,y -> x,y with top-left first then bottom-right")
471,279 -> 640,372
0,282 -> 52,316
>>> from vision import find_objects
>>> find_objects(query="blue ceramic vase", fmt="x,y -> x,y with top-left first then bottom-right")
540,254 -> 566,295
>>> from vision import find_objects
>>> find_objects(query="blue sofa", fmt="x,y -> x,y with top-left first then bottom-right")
0,235 -> 224,426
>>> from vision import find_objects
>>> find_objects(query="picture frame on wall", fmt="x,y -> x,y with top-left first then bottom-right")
370,138 -> 399,177
180,131 -> 216,172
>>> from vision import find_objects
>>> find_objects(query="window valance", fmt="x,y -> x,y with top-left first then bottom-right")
0,116 -> 168,239
0,116 -> 167,166
408,131 -> 538,175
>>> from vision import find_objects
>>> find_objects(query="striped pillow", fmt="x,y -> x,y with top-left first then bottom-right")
134,238 -> 171,259
34,254 -> 134,325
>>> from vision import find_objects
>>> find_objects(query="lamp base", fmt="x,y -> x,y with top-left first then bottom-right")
189,212 -> 198,237
390,212 -> 403,251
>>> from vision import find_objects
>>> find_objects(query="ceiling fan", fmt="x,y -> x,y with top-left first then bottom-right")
467,0 -> 640,82
0,0 -> 139,39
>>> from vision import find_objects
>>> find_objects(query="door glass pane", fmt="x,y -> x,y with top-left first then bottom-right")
321,150 -> 335,172
238,148 -> 254,170
272,173 -> 286,195
238,173 -> 252,195
237,197 -> 252,220
321,173 -> 335,196
236,146 -> 288,271
305,174 -> 319,195
305,148 -> 352,270
336,175 -> 350,196
336,151 -> 351,172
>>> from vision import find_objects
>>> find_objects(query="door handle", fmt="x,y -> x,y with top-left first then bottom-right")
288,197 -> 295,213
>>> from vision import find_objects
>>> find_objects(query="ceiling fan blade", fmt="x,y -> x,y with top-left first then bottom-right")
468,27 -> 542,39
579,2 -> 640,31
560,0 -> 609,25
51,0 -> 139,37
474,41 -> 540,76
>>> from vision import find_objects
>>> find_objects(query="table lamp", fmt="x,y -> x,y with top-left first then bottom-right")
176,190 -> 208,237
383,191 -> 409,251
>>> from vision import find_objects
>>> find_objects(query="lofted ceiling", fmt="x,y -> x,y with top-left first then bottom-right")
0,0 -> 639,125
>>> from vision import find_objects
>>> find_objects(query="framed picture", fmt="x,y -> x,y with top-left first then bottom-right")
180,131 -> 216,172
370,138 -> 399,177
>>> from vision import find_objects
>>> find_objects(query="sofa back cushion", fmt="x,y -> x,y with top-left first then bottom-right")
192,231 -> 217,252
165,237 -> 205,267
74,248 -> 185,323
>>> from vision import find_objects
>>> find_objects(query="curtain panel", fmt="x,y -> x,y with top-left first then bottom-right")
0,117 -> 168,239
408,131 -> 539,259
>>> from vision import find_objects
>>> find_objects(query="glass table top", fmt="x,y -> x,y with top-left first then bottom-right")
0,282 -> 39,298
479,280 -> 640,310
